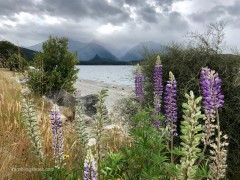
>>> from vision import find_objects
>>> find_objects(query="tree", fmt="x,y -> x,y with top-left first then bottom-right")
8,53 -> 28,71
28,36 -> 79,94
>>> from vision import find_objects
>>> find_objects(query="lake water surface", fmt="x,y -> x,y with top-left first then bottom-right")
76,65 -> 135,86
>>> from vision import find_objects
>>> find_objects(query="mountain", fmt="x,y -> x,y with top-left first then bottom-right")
28,40 -> 167,62
77,42 -> 117,61
92,40 -> 129,59
28,42 -> 43,51
28,40 -> 118,61
121,41 -> 167,61
107,47 -> 129,59
68,40 -> 87,52
28,39 -> 87,52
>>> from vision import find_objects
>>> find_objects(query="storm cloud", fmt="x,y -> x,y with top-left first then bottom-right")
0,0 -> 239,49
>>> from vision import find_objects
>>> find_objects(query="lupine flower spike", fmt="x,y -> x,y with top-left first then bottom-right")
200,67 -> 224,112
178,91 -> 205,179
164,71 -> 178,137
135,64 -> 144,103
200,67 -> 224,145
84,149 -> 98,180
164,71 -> 177,163
50,104 -> 64,167
200,67 -> 228,178
153,55 -> 163,113
95,89 -> 108,176
153,55 -> 163,127
21,96 -> 43,160
74,90 -> 89,157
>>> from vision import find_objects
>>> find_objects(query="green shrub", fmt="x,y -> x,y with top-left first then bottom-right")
141,23 -> 240,178
122,108 -> 177,179
28,36 -> 79,95
8,53 -> 28,71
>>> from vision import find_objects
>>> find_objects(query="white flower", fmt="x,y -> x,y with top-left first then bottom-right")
85,149 -> 95,163
87,138 -> 96,147
21,87 -> 31,95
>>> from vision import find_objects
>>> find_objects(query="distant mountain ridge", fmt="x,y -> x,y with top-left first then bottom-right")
28,40 -> 118,61
121,41 -> 167,61
28,40 -> 167,61
77,42 -> 117,61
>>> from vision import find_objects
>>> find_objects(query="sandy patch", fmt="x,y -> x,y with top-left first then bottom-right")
75,79 -> 135,111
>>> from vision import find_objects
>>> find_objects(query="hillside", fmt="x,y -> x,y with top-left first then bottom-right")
0,40 -> 36,61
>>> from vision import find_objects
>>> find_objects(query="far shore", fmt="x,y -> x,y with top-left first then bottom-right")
75,78 -> 135,111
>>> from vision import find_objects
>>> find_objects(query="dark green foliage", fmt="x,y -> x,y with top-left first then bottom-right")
0,41 -> 18,60
101,152 -> 125,179
21,47 -> 36,61
8,53 -> 28,71
0,41 -> 36,69
141,24 -> 240,178
123,108 -> 178,179
28,36 -> 79,94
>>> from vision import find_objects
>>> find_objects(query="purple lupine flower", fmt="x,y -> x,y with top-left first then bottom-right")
135,64 -> 144,103
164,72 -> 178,136
153,55 -> 163,113
84,149 -> 98,180
152,55 -> 163,128
50,104 -> 64,165
200,67 -> 224,116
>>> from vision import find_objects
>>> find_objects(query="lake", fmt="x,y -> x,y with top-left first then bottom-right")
76,65 -> 135,86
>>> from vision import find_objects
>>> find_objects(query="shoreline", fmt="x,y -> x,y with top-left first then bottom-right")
75,78 -> 135,111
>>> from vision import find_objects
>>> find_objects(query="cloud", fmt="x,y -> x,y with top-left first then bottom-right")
139,5 -> 158,23
0,0 -> 36,16
189,0 -> 240,26
0,0 -> 239,49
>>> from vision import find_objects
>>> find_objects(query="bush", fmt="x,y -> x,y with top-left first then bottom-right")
141,23 -> 240,178
28,36 -> 79,95
8,53 -> 28,71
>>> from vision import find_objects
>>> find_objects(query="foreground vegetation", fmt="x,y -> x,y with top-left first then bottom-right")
0,58 -> 230,179
0,22 -> 240,179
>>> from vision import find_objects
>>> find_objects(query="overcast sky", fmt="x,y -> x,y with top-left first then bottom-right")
0,0 -> 239,49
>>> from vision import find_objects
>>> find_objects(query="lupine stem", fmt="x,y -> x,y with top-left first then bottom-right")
216,109 -> 220,151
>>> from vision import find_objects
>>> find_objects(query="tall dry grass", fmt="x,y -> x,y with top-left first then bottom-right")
0,68 -> 131,179
0,69 -> 51,179
0,69 -> 83,179
0,69 -> 28,179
